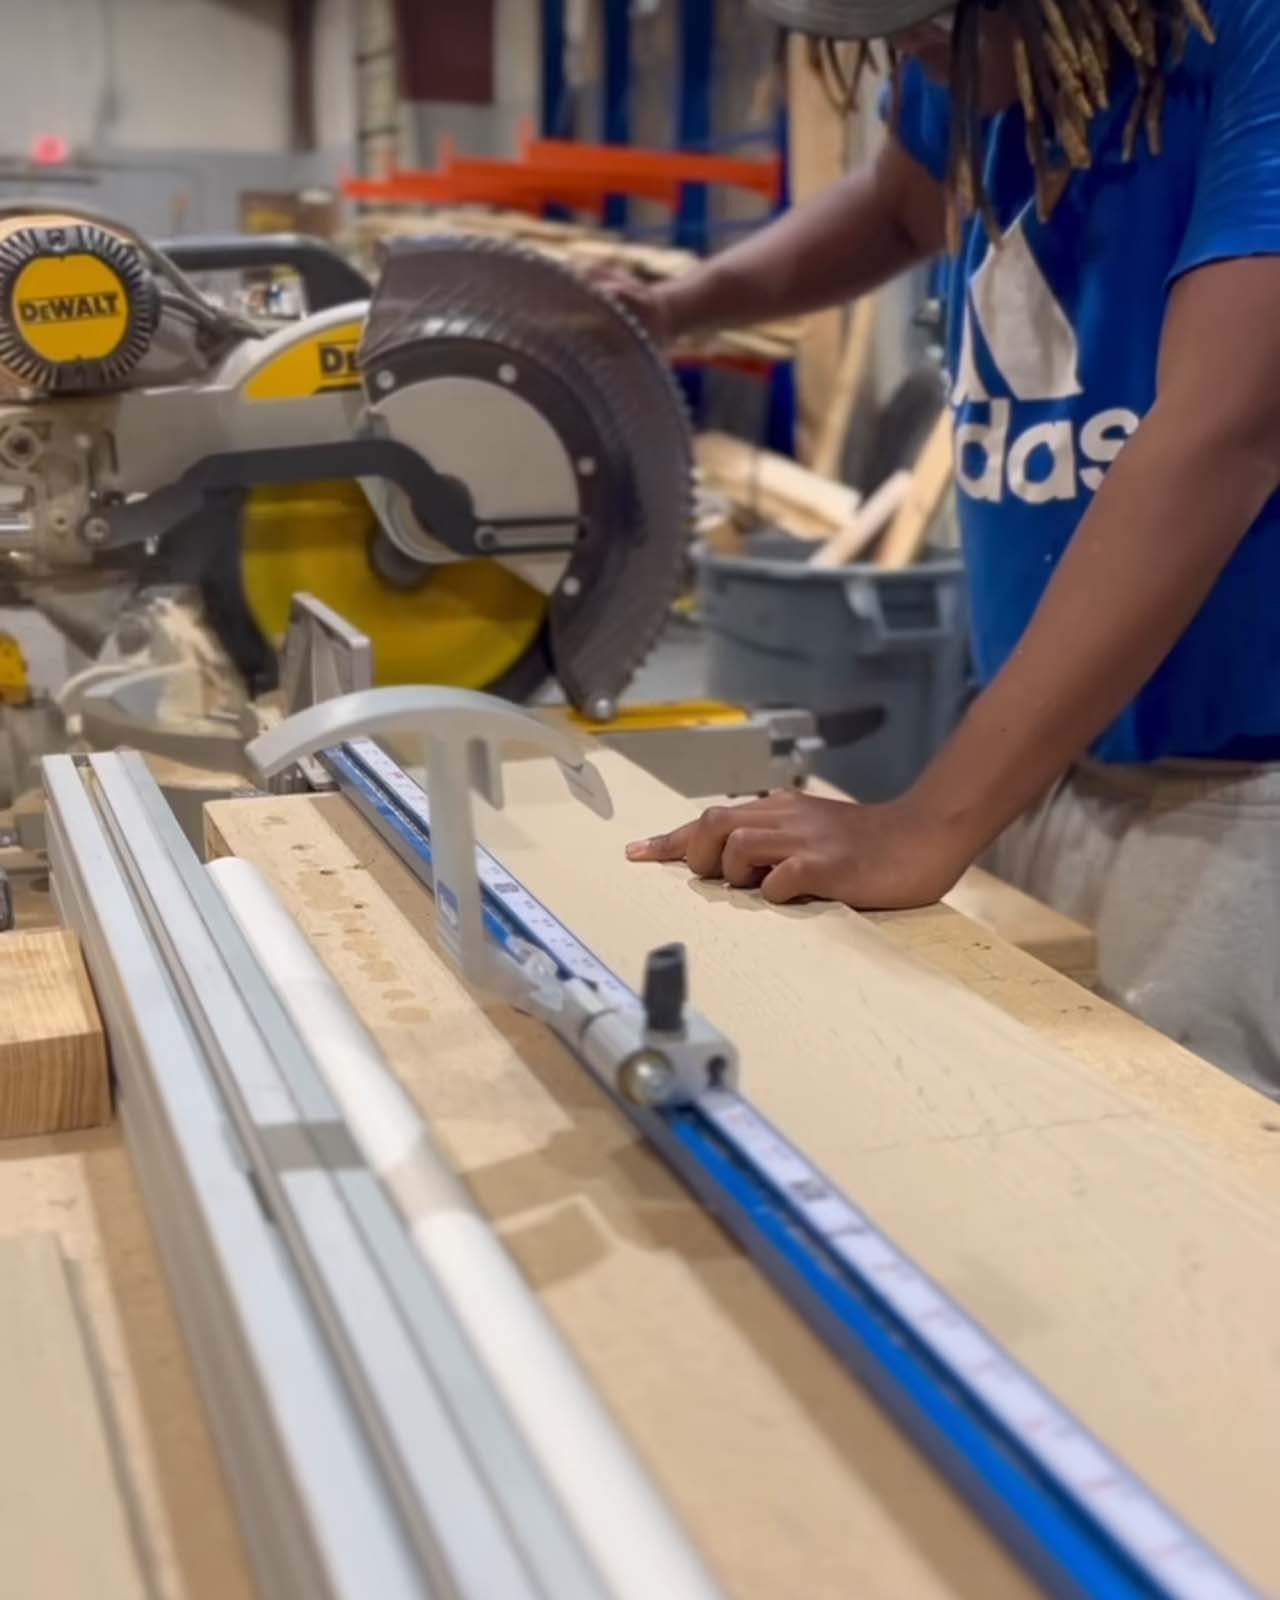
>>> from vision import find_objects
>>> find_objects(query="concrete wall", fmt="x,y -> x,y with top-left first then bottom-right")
315,0 -> 359,159
0,0 -> 292,155
0,0 -> 356,236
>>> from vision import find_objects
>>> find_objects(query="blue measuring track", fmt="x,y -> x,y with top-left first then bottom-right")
321,740 -> 1259,1600
325,744 -> 516,953
659,1109 -> 1160,1600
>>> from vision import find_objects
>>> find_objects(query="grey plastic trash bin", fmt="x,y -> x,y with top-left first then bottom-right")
694,538 -> 969,802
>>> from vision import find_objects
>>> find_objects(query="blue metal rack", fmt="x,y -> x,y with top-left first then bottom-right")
602,0 -> 632,229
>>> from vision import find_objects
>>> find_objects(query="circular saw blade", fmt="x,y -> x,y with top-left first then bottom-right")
360,236 -> 694,715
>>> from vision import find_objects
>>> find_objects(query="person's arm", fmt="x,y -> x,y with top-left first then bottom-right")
663,140 -> 944,336
611,139 -> 945,343
627,255 -> 1280,907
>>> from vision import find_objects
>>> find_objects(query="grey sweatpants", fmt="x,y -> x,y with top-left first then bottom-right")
985,758 -> 1280,1101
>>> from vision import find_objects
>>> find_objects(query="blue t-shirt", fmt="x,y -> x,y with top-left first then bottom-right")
891,0 -> 1280,762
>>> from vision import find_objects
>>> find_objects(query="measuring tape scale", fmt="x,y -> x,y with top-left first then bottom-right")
321,737 -> 1261,1600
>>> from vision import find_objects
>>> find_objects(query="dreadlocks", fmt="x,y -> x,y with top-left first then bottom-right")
806,0 -> 1217,251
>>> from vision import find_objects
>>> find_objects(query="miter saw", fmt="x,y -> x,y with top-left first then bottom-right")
0,202 -> 692,784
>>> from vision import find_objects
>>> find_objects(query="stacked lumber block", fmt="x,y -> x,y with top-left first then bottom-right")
347,207 -> 802,365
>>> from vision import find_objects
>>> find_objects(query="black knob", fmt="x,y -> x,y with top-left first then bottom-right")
643,943 -> 687,1033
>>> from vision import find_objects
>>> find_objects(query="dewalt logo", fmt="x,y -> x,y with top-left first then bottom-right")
18,290 -> 121,324
317,338 -> 360,389
245,319 -> 365,402
10,254 -> 130,364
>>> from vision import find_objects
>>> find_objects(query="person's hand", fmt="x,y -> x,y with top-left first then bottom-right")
586,268 -> 676,345
625,790 -> 974,909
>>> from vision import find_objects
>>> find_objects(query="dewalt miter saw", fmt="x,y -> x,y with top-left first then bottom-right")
0,203 -> 692,778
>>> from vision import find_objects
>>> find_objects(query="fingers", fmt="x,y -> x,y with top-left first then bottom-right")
681,805 -> 738,877
721,827 -> 791,888
625,823 -> 696,862
760,856 -> 822,904
626,798 -> 793,873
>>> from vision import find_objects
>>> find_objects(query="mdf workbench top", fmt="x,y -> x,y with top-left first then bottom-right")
199,753 -> 1280,1600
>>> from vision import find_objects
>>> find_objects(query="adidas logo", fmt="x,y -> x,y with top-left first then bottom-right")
949,208 -> 1139,505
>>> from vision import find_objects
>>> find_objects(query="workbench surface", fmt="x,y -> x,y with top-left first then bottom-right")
4,749 -> 1278,1600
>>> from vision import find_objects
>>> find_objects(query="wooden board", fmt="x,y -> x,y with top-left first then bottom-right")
805,467 -> 911,567
787,34 -> 852,464
0,1131 -> 253,1600
0,928 -> 112,1137
943,865 -> 1097,988
696,430 -> 860,540
809,293 -> 878,480
206,768 -> 1280,1600
876,409 -> 954,568
0,1232 -> 148,1597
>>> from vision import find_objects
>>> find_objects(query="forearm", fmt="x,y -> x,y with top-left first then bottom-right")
910,410 -> 1280,853
660,142 -> 943,338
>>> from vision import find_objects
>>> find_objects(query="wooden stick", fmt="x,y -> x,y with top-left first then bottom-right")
875,412 -> 955,569
806,469 -> 912,569
809,295 -> 878,480
695,432 -> 860,540
787,34 -> 853,462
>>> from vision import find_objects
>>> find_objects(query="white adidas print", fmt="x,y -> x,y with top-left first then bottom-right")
950,205 -> 1139,506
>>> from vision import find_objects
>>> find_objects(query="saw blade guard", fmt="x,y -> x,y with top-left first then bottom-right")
358,236 -> 694,717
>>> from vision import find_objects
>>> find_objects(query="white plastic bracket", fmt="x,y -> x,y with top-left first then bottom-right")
246,686 -> 612,1002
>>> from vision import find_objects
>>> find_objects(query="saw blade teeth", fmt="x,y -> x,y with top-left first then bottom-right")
361,233 -> 696,708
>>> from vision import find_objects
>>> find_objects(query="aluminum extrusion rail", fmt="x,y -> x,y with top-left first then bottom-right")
43,750 -> 712,1600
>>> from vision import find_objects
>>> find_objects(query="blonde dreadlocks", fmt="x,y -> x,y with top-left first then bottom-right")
807,0 -> 1217,250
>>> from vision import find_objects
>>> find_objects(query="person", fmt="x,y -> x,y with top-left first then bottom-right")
621,0 -> 1280,1098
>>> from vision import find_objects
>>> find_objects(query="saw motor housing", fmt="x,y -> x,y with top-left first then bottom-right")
0,210 -> 245,576
0,213 -> 159,393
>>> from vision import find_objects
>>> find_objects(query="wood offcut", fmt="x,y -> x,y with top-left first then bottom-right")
0,928 -> 111,1138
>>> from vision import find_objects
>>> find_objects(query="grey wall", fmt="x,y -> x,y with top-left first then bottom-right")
0,0 -> 292,154
0,0 -> 357,235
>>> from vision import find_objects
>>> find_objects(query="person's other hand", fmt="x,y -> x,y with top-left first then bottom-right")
625,790 -> 972,910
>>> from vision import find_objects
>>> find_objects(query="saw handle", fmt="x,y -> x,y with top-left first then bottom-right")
154,232 -> 371,311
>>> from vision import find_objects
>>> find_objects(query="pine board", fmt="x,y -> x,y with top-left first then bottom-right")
0,1132 -> 253,1600
206,790 -> 1034,1600
207,759 -> 1280,1596
941,865 -> 1097,988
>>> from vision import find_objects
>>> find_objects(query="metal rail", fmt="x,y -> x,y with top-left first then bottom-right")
44,750 -> 709,1600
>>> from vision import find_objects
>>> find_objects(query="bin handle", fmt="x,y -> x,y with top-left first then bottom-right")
842,577 -> 944,646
